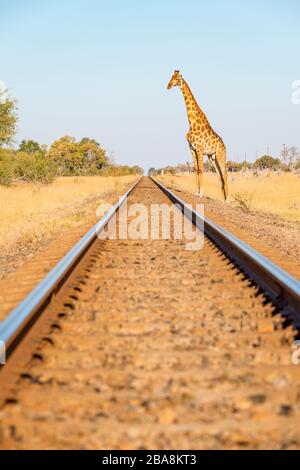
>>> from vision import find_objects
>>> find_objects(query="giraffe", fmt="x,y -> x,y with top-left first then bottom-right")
167,70 -> 229,201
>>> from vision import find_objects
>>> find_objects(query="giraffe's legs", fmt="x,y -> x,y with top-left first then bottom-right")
195,149 -> 204,197
210,150 -> 229,201
189,143 -> 203,196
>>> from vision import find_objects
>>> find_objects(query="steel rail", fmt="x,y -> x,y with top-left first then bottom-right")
151,177 -> 300,321
0,177 -> 142,358
1,174 -> 300,362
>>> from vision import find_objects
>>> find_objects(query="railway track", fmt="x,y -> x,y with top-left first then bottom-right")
0,176 -> 300,449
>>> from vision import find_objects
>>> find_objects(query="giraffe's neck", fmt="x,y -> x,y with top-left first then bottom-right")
179,79 -> 207,126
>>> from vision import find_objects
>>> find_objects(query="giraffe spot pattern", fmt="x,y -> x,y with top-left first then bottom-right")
179,78 -> 229,200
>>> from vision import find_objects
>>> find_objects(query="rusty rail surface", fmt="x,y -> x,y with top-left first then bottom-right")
151,177 -> 300,322
1,174 -> 300,362
0,177 -> 142,358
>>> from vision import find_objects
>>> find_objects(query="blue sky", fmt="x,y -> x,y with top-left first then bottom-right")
1,0 -> 299,170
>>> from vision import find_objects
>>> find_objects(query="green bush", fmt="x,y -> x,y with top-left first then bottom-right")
0,150 -> 58,185
100,164 -> 143,176
0,94 -> 18,146
19,139 -> 43,154
49,136 -> 108,176
0,135 -> 143,185
0,150 -> 15,185
13,152 -> 57,183
255,155 -> 281,170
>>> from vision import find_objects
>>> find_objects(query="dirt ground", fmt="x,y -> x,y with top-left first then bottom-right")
1,177 -> 299,450
159,172 -> 300,222
0,175 -> 138,280
158,174 -> 300,278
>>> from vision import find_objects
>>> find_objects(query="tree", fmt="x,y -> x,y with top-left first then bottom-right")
163,166 -> 176,174
227,161 -> 242,172
49,136 -> 108,175
255,155 -> 280,170
204,161 -> 213,172
130,165 -> 144,175
241,161 -> 253,170
19,139 -> 43,154
78,137 -> 107,170
0,90 -> 18,146
280,145 -> 299,166
49,136 -> 85,175
289,147 -> 299,164
49,136 -> 78,158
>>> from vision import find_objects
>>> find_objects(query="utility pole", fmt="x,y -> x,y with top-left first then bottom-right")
281,144 -> 289,165
282,144 -> 286,164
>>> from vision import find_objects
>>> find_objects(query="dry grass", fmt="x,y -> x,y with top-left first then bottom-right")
158,172 -> 300,222
0,175 -> 138,252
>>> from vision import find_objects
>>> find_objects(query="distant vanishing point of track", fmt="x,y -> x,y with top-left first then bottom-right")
0,176 -> 300,450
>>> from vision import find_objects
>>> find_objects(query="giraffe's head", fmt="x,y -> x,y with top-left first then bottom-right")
167,70 -> 182,89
